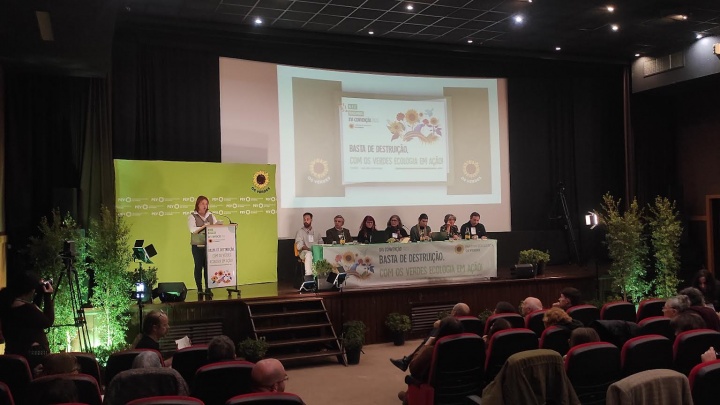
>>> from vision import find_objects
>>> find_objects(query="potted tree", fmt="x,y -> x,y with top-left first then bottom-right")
236,337 -> 269,363
312,259 -> 335,279
518,249 -> 551,275
385,312 -> 411,345
342,320 -> 367,365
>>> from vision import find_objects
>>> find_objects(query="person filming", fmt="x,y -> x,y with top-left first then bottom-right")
0,272 -> 55,369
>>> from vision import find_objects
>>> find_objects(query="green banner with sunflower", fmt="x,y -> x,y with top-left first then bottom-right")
114,160 -> 278,288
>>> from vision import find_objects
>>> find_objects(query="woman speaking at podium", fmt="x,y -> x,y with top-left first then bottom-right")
188,195 -> 217,297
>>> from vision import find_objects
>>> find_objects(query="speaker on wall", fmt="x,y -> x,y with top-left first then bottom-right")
156,282 -> 187,303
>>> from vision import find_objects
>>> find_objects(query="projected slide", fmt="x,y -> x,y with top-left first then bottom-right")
340,97 -> 449,184
219,58 -> 511,236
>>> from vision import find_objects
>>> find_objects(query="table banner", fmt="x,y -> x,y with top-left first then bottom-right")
321,239 -> 497,289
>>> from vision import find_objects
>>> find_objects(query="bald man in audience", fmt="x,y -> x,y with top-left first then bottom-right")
521,297 -> 543,316
390,302 -> 470,371
251,358 -> 288,393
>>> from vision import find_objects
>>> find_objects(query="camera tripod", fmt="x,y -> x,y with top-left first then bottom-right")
550,182 -> 581,264
52,253 -> 91,353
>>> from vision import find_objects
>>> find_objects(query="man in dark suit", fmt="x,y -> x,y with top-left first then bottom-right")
325,215 -> 353,244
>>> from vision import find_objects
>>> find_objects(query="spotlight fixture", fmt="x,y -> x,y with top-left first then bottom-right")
696,33 -> 703,39
254,17 -> 263,25
606,6 -> 615,12
611,24 -> 619,31
585,212 -> 599,230
467,39 -> 473,43
406,4 -> 414,11
368,30 -> 374,35
514,15 -> 524,23
635,53 -> 640,57
555,46 -> 561,51
682,15 -> 688,20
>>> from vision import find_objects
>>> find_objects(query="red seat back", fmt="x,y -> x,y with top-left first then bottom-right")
0,355 -> 31,404
601,301 -> 637,322
192,360 -> 254,405
673,329 -> 720,375
564,342 -> 620,404
566,305 -> 600,326
525,309 -> 547,337
485,328 -> 538,383
636,299 -> 665,322
171,344 -> 209,387
226,392 -> 305,404
483,313 -> 525,335
689,359 -> 720,405
106,349 -> 164,386
540,326 -> 571,356
621,334 -> 673,376
126,395 -> 205,405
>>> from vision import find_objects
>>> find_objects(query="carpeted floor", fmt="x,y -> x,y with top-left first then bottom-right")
285,339 -> 422,405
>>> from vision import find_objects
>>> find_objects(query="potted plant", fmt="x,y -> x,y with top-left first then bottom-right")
518,249 -> 551,275
385,312 -> 411,346
236,337 -> 269,363
312,259 -> 335,278
342,320 -> 367,365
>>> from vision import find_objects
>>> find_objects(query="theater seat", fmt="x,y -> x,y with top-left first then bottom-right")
566,305 -> 600,327
226,392 -> 305,404
607,369 -> 692,405
636,299 -> 665,322
483,313 -> 525,335
192,360 -> 254,405
689,359 -> 720,405
621,335 -> 673,376
126,395 -> 204,405
105,349 -> 164,386
485,328 -> 538,383
540,326 -> 571,356
405,333 -> 485,405
0,355 -> 32,404
565,342 -> 620,405
674,329 -> 720,376
637,316 -> 674,341
0,382 -> 14,405
525,309 -> 548,337
456,316 -> 483,336
601,301 -> 637,322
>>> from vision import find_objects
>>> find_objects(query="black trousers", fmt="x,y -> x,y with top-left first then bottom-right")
191,245 -> 208,290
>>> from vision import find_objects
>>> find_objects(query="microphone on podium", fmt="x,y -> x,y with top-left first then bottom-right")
210,211 -> 237,225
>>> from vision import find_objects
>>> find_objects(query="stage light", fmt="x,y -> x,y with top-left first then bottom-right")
585,212 -> 599,229
611,24 -> 619,31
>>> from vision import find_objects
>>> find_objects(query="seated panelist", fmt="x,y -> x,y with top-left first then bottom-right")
459,211 -> 487,240
385,215 -> 409,241
325,215 -> 353,244
356,216 -> 377,244
410,213 -> 431,242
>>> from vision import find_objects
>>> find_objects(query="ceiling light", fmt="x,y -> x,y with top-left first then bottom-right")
406,4 -> 414,11
682,15 -> 688,20
611,24 -> 619,31
555,47 -> 561,51
254,17 -> 263,25
368,30 -> 374,35
696,33 -> 703,39
635,53 -> 640,57
607,6 -> 615,12
467,39 -> 473,44
514,15 -> 524,23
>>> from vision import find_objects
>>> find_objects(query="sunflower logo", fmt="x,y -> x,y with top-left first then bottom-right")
252,171 -> 270,191
309,158 -> 329,179
462,160 -> 481,179
454,244 -> 465,254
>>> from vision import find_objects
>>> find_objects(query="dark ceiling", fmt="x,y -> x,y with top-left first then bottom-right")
2,0 -> 720,75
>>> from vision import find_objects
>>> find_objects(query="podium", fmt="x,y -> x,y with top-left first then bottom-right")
203,224 -> 240,298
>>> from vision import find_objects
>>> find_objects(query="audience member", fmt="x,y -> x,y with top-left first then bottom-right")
135,310 -> 169,351
662,295 -> 691,319
410,213 -> 431,242
494,301 -> 518,314
208,335 -> 237,362
390,303 -> 470,371
679,287 -> 720,331
39,353 -> 80,377
385,215 -> 409,241
552,287 -> 582,310
356,215 -> 377,244
692,268 -> 720,309
543,307 -> 583,331
33,378 -> 79,405
397,316 -> 464,404
483,318 -> 511,344
439,214 -> 460,239
295,212 -> 323,281
520,297 -> 543,316
459,212 -> 487,240
568,327 -> 600,348
325,215 -> 353,244
251,358 -> 288,393
701,346 -> 719,364
132,351 -> 164,368
669,311 -> 707,335
0,271 -> 54,370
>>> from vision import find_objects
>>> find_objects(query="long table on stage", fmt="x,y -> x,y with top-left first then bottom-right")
312,239 -> 497,289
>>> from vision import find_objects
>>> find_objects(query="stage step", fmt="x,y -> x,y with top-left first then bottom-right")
246,297 -> 347,366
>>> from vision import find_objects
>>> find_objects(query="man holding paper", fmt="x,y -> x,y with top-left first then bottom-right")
296,212 -> 322,281
460,212 -> 487,240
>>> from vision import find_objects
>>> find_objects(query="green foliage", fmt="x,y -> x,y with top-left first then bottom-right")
342,320 -> 367,351
312,259 -> 335,277
25,209 -> 89,352
518,249 -> 551,265
477,309 -> 493,323
600,194 -> 650,303
648,196 -> 682,298
384,312 -> 411,333
236,337 -> 268,363
86,206 -> 133,354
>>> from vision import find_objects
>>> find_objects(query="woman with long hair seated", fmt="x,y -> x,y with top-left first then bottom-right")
356,216 -> 377,244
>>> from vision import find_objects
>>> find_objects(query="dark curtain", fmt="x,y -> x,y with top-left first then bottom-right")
508,73 -> 626,260
112,37 -> 221,162
4,71 -> 114,267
